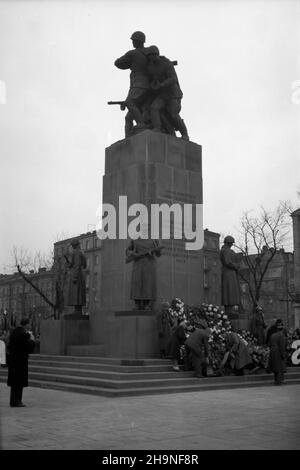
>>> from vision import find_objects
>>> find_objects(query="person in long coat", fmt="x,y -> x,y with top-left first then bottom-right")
220,236 -> 241,312
167,318 -> 187,371
66,239 -> 87,314
266,318 -> 282,345
224,331 -> 252,375
7,318 -> 35,407
126,238 -> 162,310
268,321 -> 287,385
185,321 -> 211,377
250,306 -> 267,345
156,303 -> 173,358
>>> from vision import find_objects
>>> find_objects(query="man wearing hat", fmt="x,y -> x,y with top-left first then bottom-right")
7,318 -> 35,407
185,320 -> 212,378
268,320 -> 287,385
114,31 -> 151,135
266,318 -> 282,345
220,235 -> 241,317
65,239 -> 87,315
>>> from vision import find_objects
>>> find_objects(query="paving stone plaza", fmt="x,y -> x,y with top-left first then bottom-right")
1,383 -> 299,450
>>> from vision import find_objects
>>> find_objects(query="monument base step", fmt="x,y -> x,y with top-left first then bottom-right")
66,344 -> 106,356
0,354 -> 299,397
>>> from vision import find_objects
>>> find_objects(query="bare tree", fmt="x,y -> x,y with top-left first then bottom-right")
12,246 -> 58,319
234,202 -> 292,312
11,233 -> 71,320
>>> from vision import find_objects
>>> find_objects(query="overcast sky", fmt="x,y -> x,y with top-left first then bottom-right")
0,0 -> 299,272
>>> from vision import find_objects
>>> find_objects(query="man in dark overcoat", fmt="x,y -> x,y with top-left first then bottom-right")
156,303 -> 173,358
266,318 -> 282,345
167,318 -> 187,371
126,238 -> 162,310
66,239 -> 87,314
220,235 -> 241,314
223,331 -> 252,375
268,321 -> 287,385
185,321 -> 211,377
250,306 -> 267,345
7,318 -> 35,407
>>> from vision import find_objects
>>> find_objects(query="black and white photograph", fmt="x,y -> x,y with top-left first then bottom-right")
0,0 -> 299,454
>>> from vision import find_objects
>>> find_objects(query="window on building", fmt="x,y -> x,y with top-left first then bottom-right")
95,255 -> 99,265
86,240 -> 90,250
86,275 -> 89,289
86,257 -> 90,269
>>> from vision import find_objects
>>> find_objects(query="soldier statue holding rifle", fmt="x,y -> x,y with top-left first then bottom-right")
126,238 -> 163,310
109,31 -> 189,140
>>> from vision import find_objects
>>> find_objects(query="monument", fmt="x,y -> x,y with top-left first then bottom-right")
65,239 -> 87,316
90,32 -> 204,358
40,239 -> 89,355
220,235 -> 247,331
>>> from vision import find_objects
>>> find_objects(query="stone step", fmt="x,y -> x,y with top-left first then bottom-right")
66,345 -> 106,357
1,375 -> 299,398
28,359 -> 174,373
28,364 -> 194,380
30,354 -> 169,366
22,364 -> 300,383
2,367 -> 300,390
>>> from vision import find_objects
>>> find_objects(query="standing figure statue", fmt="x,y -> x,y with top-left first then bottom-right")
126,238 -> 162,310
146,46 -> 189,140
65,239 -> 87,315
114,31 -> 150,137
220,235 -> 241,316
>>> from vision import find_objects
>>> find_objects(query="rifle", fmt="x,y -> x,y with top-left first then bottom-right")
107,101 -> 126,111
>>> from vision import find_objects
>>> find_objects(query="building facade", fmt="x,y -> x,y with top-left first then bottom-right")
0,268 -> 54,336
239,248 -> 295,327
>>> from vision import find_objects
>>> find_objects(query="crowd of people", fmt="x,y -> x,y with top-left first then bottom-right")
156,301 -> 298,386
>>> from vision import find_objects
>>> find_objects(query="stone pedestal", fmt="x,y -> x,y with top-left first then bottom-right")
105,310 -> 159,359
227,309 -> 249,332
40,315 -> 89,355
90,130 -> 203,350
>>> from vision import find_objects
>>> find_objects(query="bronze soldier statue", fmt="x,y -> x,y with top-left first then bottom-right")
114,31 -> 150,136
145,45 -> 189,140
220,235 -> 241,317
112,34 -> 190,140
126,238 -> 162,310
65,239 -> 87,315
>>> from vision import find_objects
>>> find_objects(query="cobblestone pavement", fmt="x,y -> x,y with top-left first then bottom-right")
0,383 -> 299,450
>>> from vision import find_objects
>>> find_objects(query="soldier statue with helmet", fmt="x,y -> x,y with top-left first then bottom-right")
220,235 -> 241,317
114,31 -> 150,137
111,31 -> 189,140
145,45 -> 189,140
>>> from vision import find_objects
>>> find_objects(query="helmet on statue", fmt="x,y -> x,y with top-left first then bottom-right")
224,235 -> 235,244
130,31 -> 146,43
145,45 -> 160,56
